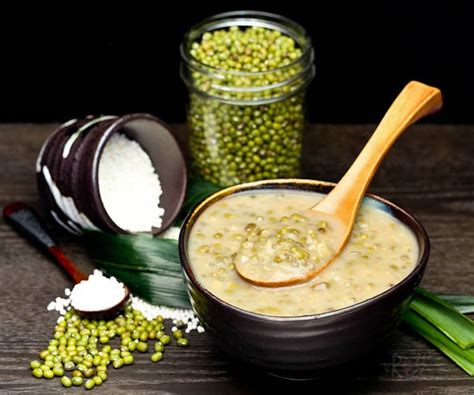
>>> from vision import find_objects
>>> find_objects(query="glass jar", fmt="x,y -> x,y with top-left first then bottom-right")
180,11 -> 315,186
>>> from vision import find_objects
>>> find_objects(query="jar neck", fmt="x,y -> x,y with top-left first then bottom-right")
180,11 -> 315,105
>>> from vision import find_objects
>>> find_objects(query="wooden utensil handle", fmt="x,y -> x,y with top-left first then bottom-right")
3,202 -> 87,284
48,245 -> 87,284
315,81 -> 442,220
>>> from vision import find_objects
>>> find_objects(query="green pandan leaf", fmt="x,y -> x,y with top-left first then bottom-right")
438,294 -> 474,315
403,309 -> 474,376
84,232 -> 179,269
412,288 -> 474,349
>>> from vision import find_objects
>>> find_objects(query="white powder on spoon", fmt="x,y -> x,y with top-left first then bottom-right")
98,133 -> 165,233
70,270 -> 126,312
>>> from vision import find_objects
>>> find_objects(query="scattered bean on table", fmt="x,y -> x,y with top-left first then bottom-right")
29,305 -> 190,390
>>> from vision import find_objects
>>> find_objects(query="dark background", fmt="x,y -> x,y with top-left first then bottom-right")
1,2 -> 471,123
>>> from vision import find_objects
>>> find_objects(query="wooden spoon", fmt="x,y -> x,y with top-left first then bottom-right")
3,202 -> 130,317
235,81 -> 442,287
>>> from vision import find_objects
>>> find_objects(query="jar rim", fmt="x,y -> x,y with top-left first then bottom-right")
180,10 -> 313,77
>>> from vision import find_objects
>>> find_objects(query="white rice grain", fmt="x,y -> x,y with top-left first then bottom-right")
98,133 -> 164,232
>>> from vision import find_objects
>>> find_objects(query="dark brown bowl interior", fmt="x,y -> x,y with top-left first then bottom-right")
91,113 -> 188,234
179,179 -> 430,376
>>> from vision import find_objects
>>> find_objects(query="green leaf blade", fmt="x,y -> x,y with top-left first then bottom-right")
438,294 -> 474,315
403,309 -> 474,376
412,288 -> 474,349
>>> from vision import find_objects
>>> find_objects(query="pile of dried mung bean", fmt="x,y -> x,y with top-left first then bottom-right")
182,20 -> 314,186
29,306 -> 189,390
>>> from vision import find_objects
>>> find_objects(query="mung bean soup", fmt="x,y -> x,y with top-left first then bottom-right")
188,190 -> 418,316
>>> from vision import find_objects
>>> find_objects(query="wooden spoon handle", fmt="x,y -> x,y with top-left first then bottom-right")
3,202 -> 87,284
313,81 -> 442,222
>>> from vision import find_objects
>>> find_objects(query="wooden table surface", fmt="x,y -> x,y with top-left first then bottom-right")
0,123 -> 473,394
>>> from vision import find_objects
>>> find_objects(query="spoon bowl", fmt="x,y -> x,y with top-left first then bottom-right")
235,81 -> 442,286
74,286 -> 131,319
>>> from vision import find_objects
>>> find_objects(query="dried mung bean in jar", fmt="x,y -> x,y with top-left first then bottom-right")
181,12 -> 315,186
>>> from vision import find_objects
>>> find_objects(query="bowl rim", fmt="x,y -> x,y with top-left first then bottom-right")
178,178 -> 430,322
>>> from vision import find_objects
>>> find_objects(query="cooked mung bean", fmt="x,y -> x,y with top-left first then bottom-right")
188,190 -> 419,316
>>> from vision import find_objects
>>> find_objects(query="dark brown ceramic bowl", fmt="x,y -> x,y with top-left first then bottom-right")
179,179 -> 430,377
37,113 -> 187,235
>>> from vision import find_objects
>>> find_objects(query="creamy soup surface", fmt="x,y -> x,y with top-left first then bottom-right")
188,190 -> 418,316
